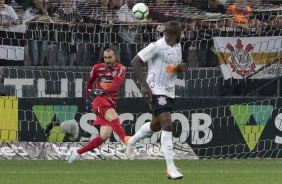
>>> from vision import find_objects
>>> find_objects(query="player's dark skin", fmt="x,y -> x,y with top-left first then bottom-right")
131,21 -> 188,132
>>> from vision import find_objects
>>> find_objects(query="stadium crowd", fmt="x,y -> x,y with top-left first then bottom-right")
0,0 -> 281,67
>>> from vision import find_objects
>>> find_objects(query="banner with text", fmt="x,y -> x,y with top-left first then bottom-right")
2,97 -> 279,159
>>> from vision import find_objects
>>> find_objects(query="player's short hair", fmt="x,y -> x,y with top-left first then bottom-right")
164,21 -> 182,36
104,48 -> 117,57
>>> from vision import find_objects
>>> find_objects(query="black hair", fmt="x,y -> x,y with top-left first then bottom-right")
165,21 -> 182,35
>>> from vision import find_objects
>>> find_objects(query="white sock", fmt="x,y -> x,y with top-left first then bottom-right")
161,130 -> 175,170
128,122 -> 153,146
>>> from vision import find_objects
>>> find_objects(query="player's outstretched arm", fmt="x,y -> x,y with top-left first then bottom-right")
131,55 -> 152,102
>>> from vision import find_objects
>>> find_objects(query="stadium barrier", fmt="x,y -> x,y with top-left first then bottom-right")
0,67 -> 282,160
0,96 -> 282,159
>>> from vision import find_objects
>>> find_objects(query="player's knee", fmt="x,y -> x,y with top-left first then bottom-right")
161,123 -> 172,131
100,131 -> 112,140
151,123 -> 161,132
105,108 -> 119,122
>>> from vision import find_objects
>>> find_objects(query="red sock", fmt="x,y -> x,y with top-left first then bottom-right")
77,136 -> 104,155
111,119 -> 126,143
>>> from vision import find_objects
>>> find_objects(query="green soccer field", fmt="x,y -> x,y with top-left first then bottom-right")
0,159 -> 282,184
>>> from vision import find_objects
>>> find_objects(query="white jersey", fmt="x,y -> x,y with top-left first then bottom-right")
0,5 -> 18,22
138,37 -> 182,98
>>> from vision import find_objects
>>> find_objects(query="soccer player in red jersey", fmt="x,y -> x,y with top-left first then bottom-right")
67,48 -> 130,163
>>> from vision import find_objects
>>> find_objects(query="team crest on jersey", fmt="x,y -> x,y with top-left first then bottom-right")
226,39 -> 256,77
158,96 -> 167,106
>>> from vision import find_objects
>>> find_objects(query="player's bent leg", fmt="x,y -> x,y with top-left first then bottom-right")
126,116 -> 161,160
128,116 -> 157,146
150,116 -> 162,132
105,108 -> 129,144
67,126 -> 111,164
127,116 -> 159,147
158,111 -> 183,180
100,126 -> 113,140
126,121 -> 153,160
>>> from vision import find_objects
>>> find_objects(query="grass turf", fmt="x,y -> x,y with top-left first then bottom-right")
0,159 -> 281,184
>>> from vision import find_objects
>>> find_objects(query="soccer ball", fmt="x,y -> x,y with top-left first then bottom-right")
131,3 -> 149,20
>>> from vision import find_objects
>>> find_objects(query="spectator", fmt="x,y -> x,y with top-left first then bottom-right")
75,0 -> 99,66
110,0 -> 123,10
171,0 -> 197,11
268,15 -> 282,29
0,0 -> 21,66
170,0 -> 198,63
14,0 -> 48,13
77,0 -> 99,22
227,0 -> 251,23
44,0 -> 61,16
0,0 -> 19,29
52,0 -> 83,66
148,0 -> 172,23
25,0 -> 51,66
15,0 -> 33,9
202,0 -> 226,13
90,0 -> 114,27
226,0 -> 258,32
117,0 -> 146,66
265,15 -> 282,36
109,0 -> 123,61
77,0 -> 116,66
197,0 -> 226,67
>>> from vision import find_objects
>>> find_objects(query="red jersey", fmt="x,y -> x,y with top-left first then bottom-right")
86,63 -> 126,104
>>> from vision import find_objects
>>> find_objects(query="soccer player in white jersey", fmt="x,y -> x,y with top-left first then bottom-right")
126,21 -> 187,180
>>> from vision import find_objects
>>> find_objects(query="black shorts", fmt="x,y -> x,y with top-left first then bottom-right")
150,95 -> 174,117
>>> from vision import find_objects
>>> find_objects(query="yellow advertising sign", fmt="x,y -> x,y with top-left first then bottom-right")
0,97 -> 18,141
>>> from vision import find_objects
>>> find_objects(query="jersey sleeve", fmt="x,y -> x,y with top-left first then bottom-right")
137,42 -> 158,63
116,65 -> 126,81
9,6 -> 18,20
103,65 -> 126,94
86,65 -> 97,98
